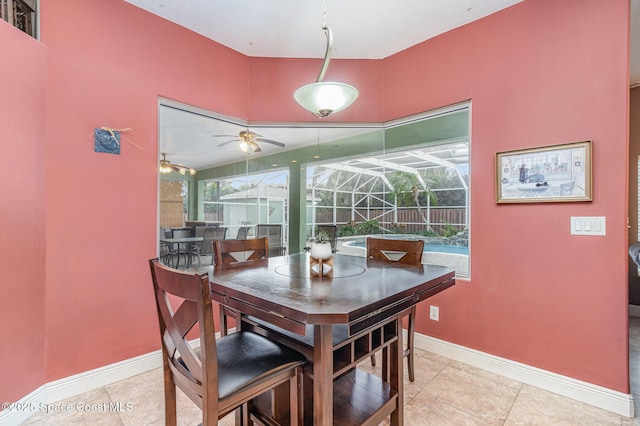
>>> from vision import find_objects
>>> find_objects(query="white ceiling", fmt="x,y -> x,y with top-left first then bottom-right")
131,0 -> 639,171
159,101 -> 383,170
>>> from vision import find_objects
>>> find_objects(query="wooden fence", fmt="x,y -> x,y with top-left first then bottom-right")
204,207 -> 467,234
316,207 -> 467,233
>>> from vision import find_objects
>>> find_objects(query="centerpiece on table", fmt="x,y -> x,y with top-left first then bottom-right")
309,230 -> 333,277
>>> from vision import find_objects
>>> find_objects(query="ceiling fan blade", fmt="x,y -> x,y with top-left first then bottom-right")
217,139 -> 240,147
212,134 -> 241,138
249,140 -> 261,153
255,138 -> 285,148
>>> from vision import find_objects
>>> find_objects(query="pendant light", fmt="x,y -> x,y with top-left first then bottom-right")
294,0 -> 358,118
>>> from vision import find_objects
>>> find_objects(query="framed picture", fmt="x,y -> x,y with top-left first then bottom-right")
496,141 -> 592,203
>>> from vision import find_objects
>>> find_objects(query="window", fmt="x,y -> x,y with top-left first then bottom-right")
306,112 -> 470,277
1,0 -> 37,38
200,169 -> 289,244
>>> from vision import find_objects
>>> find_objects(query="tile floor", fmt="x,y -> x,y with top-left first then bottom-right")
20,320 -> 640,425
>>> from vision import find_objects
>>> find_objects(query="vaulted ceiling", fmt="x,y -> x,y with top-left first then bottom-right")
127,1 -> 639,171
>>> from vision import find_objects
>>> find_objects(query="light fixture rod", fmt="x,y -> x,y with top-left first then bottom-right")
316,25 -> 332,83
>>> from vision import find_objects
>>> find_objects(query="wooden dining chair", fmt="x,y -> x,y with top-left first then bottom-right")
366,237 -> 424,382
213,237 -> 269,336
149,259 -> 305,426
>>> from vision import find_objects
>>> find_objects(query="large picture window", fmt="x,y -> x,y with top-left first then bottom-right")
159,100 -> 470,275
306,123 -> 470,277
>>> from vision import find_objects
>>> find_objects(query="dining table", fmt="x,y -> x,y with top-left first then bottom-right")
204,252 -> 456,425
159,236 -> 203,268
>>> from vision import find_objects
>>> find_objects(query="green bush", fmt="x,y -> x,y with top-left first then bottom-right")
355,220 -> 381,235
338,225 -> 356,237
440,222 -> 460,238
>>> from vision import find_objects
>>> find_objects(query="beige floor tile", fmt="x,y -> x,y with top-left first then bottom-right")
422,361 -> 522,425
405,392 -> 492,425
21,388 -> 124,425
104,368 -> 163,396
505,384 -> 622,426
404,349 -> 451,400
19,320 -> 640,425
105,374 -> 165,425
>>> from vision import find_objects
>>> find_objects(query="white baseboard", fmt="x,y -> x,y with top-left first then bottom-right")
0,349 -> 163,426
2,330 -> 633,424
412,332 -> 635,418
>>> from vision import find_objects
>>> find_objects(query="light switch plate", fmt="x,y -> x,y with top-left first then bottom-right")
571,216 -> 606,236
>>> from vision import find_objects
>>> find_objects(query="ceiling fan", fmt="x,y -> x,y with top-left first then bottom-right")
213,130 -> 285,153
159,153 -> 195,175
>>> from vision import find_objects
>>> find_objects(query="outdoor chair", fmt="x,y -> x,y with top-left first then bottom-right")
256,224 -> 285,257
160,228 -> 178,266
188,226 -> 227,266
366,237 -> 424,382
149,258 -> 305,426
236,226 -> 249,240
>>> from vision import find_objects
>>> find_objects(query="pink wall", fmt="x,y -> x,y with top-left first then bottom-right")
383,0 -> 630,391
248,57 -> 384,122
629,88 -> 640,302
40,0 -> 250,381
0,0 -> 630,406
0,22 -> 47,402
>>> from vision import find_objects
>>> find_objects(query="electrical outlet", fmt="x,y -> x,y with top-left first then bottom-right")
429,305 -> 439,321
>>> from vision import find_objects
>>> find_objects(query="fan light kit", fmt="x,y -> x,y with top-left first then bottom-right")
214,130 -> 285,153
293,0 -> 358,118
159,153 -> 195,175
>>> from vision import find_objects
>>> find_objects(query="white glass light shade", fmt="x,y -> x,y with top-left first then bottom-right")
294,82 -> 359,117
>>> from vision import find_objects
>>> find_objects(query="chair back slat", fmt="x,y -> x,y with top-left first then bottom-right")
214,237 -> 268,267
366,237 -> 424,265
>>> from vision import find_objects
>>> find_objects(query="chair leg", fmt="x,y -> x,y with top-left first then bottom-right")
289,369 -> 300,426
406,306 -> 416,382
162,360 -> 177,426
370,353 -> 376,367
219,305 -> 228,336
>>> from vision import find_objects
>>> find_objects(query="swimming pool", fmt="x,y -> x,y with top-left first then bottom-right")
343,237 -> 469,255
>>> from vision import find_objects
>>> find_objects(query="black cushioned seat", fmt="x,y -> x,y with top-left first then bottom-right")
195,332 -> 307,400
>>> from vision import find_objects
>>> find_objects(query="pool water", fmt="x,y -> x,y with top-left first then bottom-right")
345,239 -> 468,255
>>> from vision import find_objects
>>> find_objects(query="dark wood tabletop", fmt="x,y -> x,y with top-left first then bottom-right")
210,253 -> 454,332
207,253 -> 455,425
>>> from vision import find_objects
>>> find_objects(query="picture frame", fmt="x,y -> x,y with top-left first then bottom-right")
496,141 -> 592,204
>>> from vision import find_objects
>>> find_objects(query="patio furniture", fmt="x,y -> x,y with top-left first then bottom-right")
256,224 -> 285,257
186,227 -> 227,267
236,226 -> 250,240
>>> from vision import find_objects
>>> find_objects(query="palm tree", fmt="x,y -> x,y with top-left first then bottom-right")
389,171 -> 438,229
